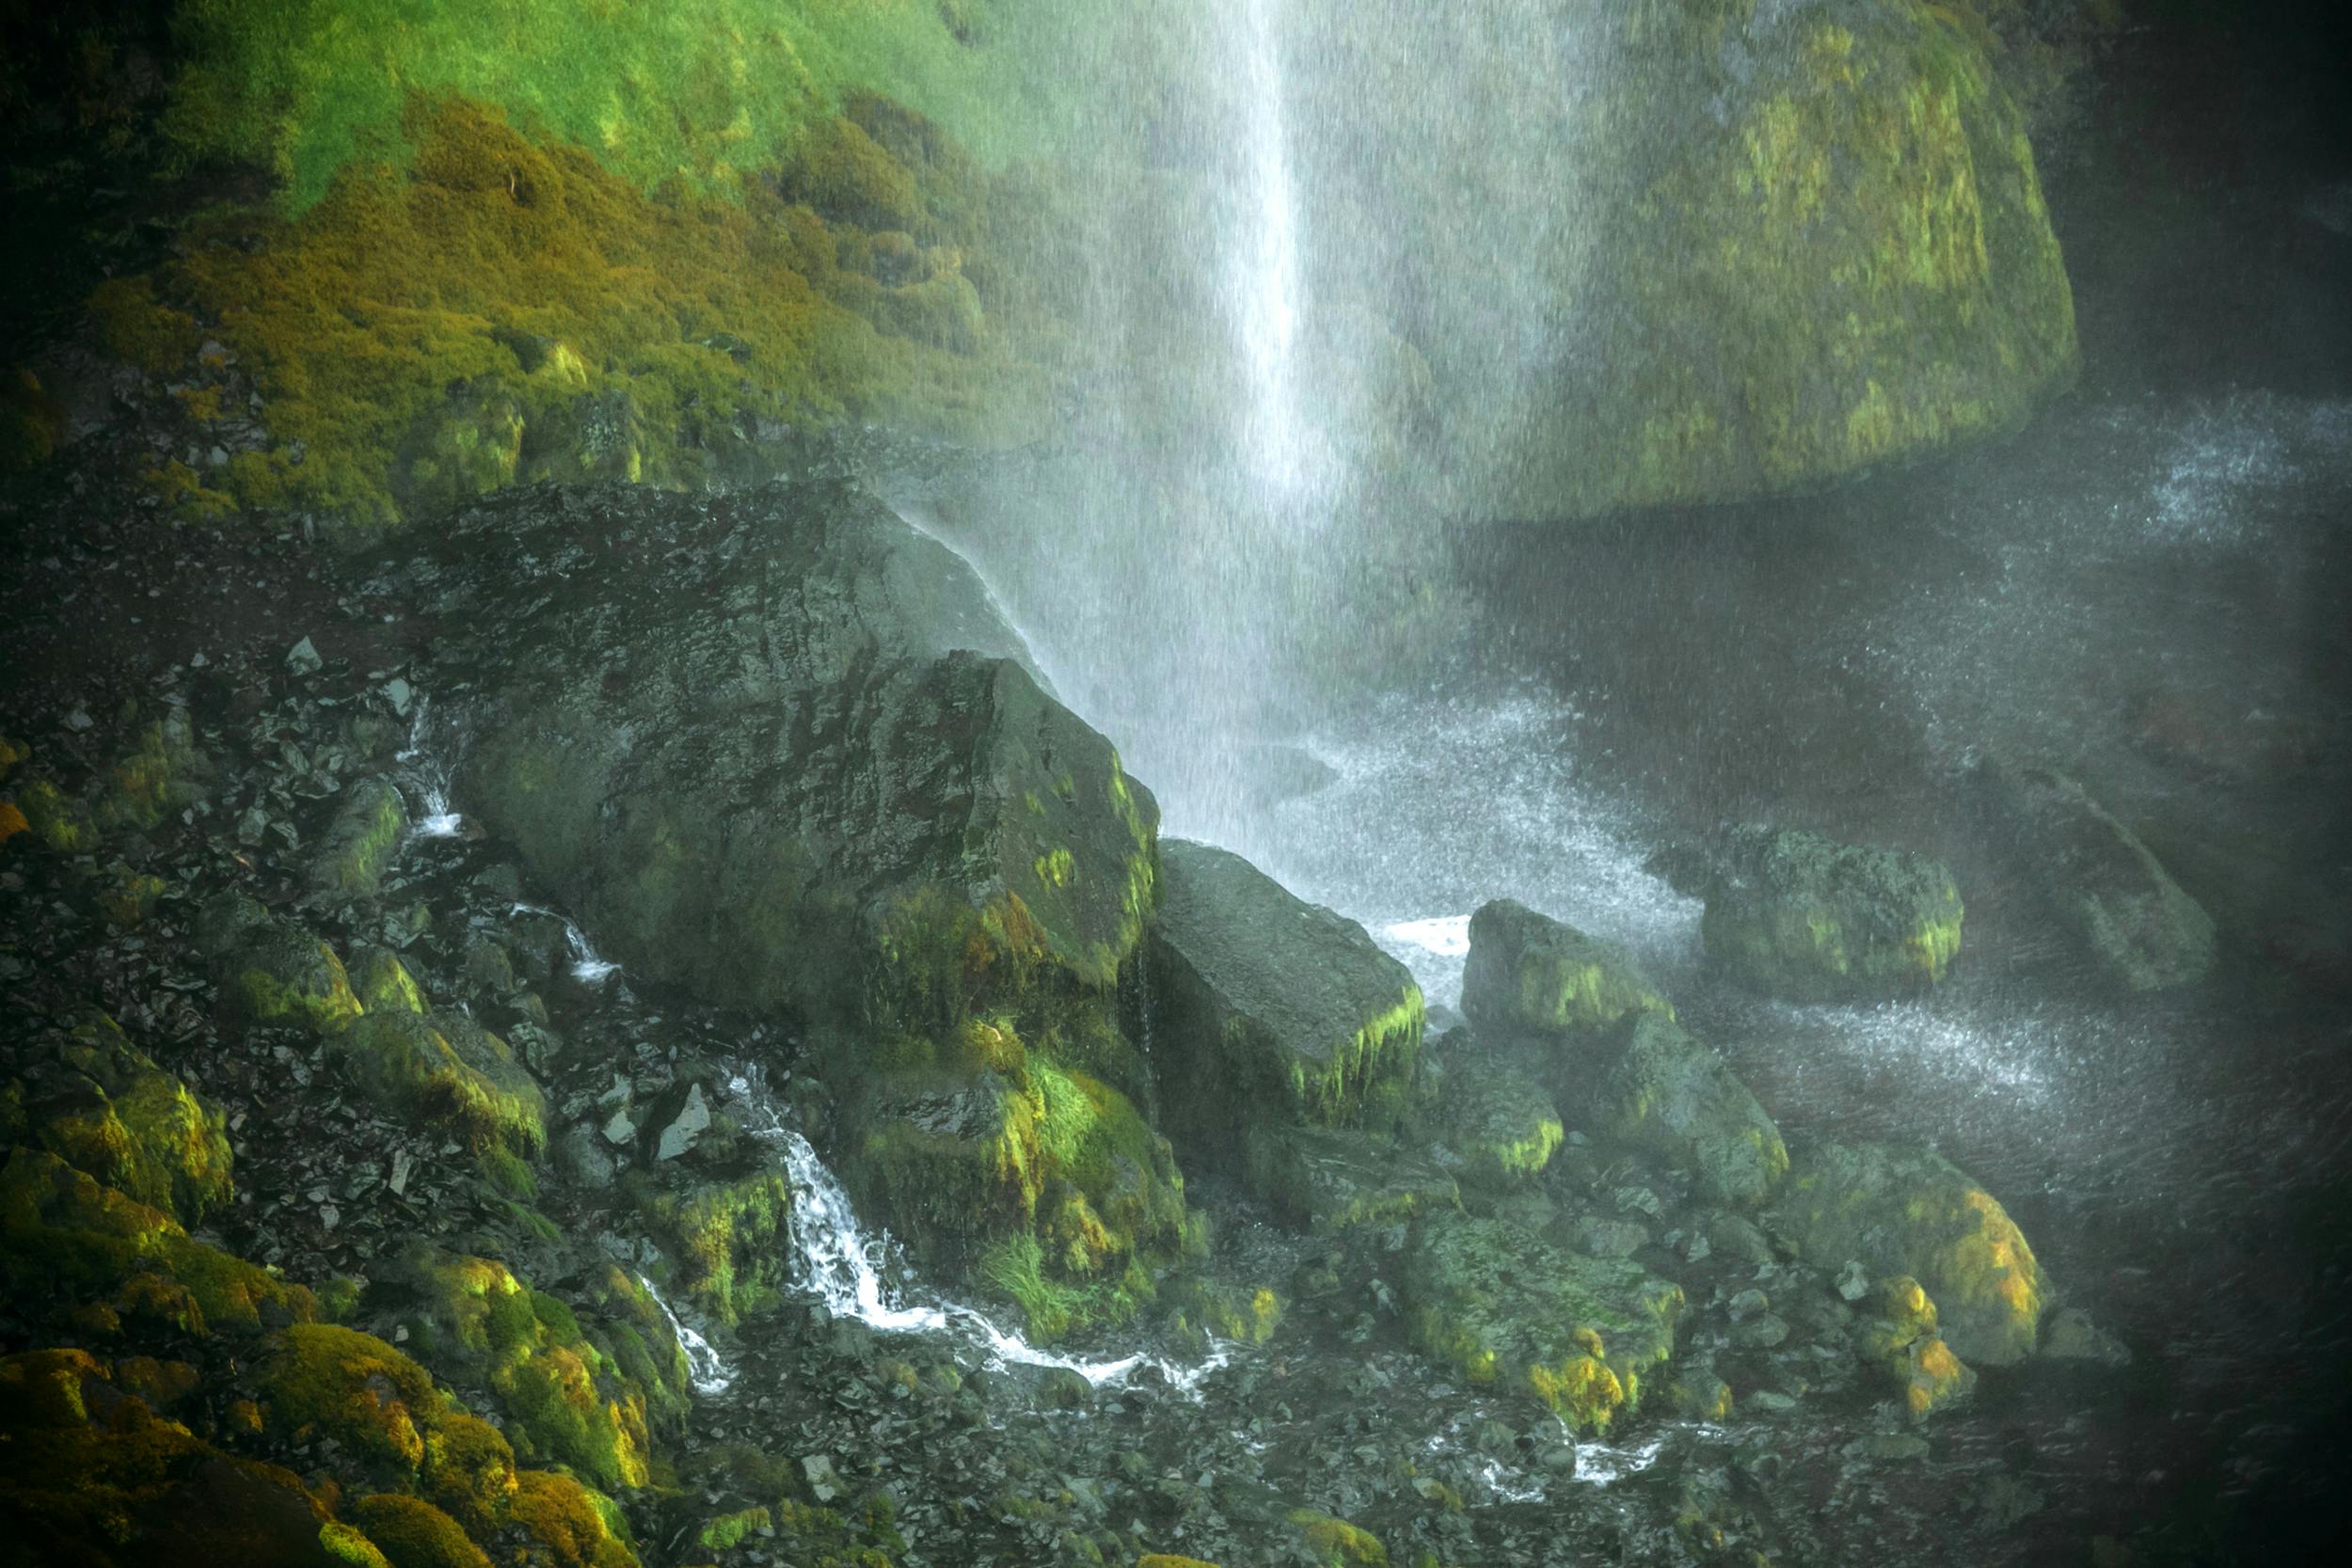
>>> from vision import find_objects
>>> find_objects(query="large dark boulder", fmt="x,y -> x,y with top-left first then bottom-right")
394,480 -> 1158,1022
1975,756 -> 2217,991
1145,839 -> 1424,1164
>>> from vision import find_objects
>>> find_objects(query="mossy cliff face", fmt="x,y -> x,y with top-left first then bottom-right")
98,92 -> 1054,533
1279,0 -> 2079,522
1557,0 -> 2079,515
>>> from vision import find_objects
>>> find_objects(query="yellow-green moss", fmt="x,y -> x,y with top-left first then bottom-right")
506,1469 -> 639,1568
119,95 -> 1050,531
636,1170 -> 793,1326
1288,1511 -> 1390,1568
333,1011 -> 545,1156
352,947 -> 430,1014
353,1493 -> 496,1568
0,1148 -> 314,1337
24,1013 -> 236,1225
398,1249 -> 651,1492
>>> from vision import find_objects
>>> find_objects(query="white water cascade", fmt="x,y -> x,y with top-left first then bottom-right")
726,1071 -> 1228,1393
640,1274 -> 735,1396
1232,0 -> 1324,504
394,694 -> 465,839
510,902 -> 619,984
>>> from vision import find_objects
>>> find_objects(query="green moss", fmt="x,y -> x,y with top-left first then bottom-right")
0,1348 -> 343,1565
219,920 -> 366,1035
1289,1512 -> 1389,1567
505,1469 -> 639,1568
333,1010 -> 545,1155
157,0 -> 1096,211
1398,1212 -> 1681,1433
352,1494 -> 494,1568
27,1013 -> 237,1225
16,778 -> 95,853
352,947 -> 430,1014
311,780 -> 410,898
263,1325 -> 447,1479
118,94 -> 1050,531
0,1148 -> 314,1337
636,1170 -> 793,1326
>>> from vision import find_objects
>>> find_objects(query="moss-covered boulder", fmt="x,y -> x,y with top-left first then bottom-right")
306,777 -> 408,903
1459,898 -> 1673,1044
1147,840 -> 1423,1163
1976,756 -> 2217,991
1768,1141 -> 2047,1365
0,1348 -> 351,1567
405,479 -> 1152,1022
1245,1125 -> 1460,1234
199,894 -> 364,1036
332,1010 -> 545,1158
1587,1013 -> 1788,1208
632,1167 -> 795,1328
842,1022 -> 1191,1331
389,1248 -> 660,1492
5,1013 -> 234,1226
1682,824 -> 1963,1003
1398,1210 -> 1682,1432
0,1148 -> 314,1338
257,1325 -> 642,1567
1412,1033 -> 1564,1192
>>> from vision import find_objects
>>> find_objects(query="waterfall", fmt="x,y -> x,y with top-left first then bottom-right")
1232,0 -> 1322,504
510,902 -> 619,984
640,1274 -> 734,1396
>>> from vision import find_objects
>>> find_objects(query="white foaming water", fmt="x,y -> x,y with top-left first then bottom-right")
727,1073 -> 1228,1392
510,903 -> 619,984
638,1274 -> 734,1396
395,695 -> 465,839
1202,691 -> 1698,1008
1570,1430 -> 1671,1488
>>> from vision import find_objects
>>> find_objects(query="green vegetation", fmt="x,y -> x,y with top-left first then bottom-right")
102,92 -> 1055,531
157,0 -> 1095,212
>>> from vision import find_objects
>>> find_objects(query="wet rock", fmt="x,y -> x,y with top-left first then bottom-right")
2039,1305 -> 2131,1366
652,1083 -> 711,1162
285,637 -> 323,676
1975,755 -> 2217,990
1150,838 -> 1424,1159
201,894 -> 363,1036
1565,1212 -> 1650,1260
1677,824 -> 1963,1003
1768,1141 -> 2047,1365
330,1009 -> 546,1156
1415,1030 -> 1563,1190
1459,898 -> 1673,1043
304,775 -> 406,902
1587,1012 -> 1788,1208
3,1013 -> 234,1226
1398,1208 -> 1682,1431
1246,1124 -> 1460,1233
1854,1275 -> 1977,1420
409,481 -> 1149,1022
